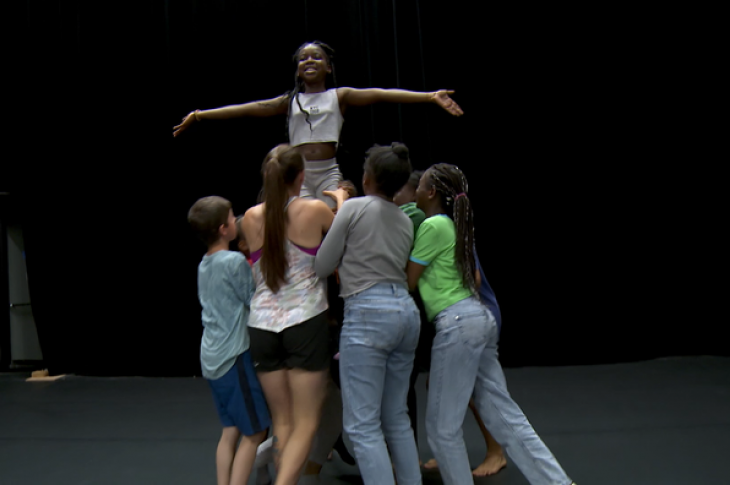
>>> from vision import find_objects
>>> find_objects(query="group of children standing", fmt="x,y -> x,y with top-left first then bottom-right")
181,40 -> 576,485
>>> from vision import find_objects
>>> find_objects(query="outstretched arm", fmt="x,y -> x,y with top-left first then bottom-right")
337,88 -> 463,116
173,94 -> 290,137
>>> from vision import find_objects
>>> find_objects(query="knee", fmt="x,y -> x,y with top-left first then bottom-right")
381,409 -> 409,434
252,429 -> 269,444
343,416 -> 382,442
220,426 -> 240,446
425,414 -> 460,443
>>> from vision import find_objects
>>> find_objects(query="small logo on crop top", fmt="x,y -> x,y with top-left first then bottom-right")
308,105 -> 320,115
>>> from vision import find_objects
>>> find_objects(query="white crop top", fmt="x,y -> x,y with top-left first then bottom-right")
288,88 -> 344,147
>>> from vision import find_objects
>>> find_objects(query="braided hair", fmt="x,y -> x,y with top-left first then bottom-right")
285,41 -> 338,140
426,163 -> 477,293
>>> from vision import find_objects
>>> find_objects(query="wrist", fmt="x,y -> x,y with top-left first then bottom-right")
194,109 -> 202,121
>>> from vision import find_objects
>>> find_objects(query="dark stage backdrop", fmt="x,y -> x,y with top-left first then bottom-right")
6,1 -> 719,376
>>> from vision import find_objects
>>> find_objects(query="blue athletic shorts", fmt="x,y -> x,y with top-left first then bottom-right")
207,350 -> 271,435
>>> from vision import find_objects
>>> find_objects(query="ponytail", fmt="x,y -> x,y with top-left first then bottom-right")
260,145 -> 304,293
427,164 -> 477,293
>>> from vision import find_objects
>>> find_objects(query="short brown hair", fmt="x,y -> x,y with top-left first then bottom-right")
188,196 -> 232,246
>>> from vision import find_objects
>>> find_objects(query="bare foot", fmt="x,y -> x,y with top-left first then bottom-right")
472,452 -> 507,476
423,458 -> 439,470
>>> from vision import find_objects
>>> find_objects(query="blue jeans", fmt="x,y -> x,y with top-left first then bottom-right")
426,296 -> 572,485
339,283 -> 422,485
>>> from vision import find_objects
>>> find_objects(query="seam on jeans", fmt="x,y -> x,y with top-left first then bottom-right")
426,334 -> 446,457
477,365 -> 548,479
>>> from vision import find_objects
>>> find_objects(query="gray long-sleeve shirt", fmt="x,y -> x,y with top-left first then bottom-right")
315,196 -> 414,297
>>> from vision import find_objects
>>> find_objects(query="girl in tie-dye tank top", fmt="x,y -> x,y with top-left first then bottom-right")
240,144 -> 349,485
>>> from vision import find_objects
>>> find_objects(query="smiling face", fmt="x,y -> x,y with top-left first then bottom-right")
296,44 -> 331,84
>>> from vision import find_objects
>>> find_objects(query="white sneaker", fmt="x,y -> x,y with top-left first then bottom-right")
254,436 -> 275,468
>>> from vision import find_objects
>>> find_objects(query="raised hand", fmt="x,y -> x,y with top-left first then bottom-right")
323,187 -> 351,204
432,90 -> 463,116
337,180 -> 358,198
173,111 -> 197,137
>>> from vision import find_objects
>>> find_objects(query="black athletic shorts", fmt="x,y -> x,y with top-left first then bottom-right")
249,311 -> 330,372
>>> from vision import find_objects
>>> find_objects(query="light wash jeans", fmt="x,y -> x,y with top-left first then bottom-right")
339,282 -> 422,485
426,296 -> 572,485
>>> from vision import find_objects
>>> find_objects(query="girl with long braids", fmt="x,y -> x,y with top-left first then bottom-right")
407,164 -> 577,485
240,144 -> 349,485
173,41 -> 463,208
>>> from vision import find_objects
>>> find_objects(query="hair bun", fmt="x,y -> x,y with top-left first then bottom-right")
391,142 -> 409,159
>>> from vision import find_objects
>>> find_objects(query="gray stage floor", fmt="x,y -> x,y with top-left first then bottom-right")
1,356 -> 729,485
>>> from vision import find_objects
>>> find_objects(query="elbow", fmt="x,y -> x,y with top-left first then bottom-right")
314,261 -> 330,279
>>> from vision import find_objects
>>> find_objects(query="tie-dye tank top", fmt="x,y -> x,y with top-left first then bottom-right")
247,198 -> 328,333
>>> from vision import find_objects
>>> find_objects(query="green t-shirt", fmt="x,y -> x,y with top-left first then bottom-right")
399,202 -> 426,235
409,214 -> 473,322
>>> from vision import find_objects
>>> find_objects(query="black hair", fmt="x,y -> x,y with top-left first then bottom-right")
407,170 -> 424,190
426,164 -> 476,293
285,41 -> 338,140
233,214 -> 245,243
363,142 -> 413,198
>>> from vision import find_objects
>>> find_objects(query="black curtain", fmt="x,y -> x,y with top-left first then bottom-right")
8,1 -> 719,376
0,195 -> 9,371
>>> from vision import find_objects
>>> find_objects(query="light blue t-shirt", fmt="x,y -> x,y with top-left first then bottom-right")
197,250 -> 255,380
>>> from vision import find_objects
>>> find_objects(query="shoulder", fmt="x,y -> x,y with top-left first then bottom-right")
341,196 -> 370,213
206,251 -> 245,274
242,204 -> 264,224
414,216 -> 444,240
218,250 -> 245,265
335,87 -> 356,101
222,252 -> 252,277
423,215 -> 452,229
296,197 -> 332,214
292,198 -> 334,223
390,202 -> 412,221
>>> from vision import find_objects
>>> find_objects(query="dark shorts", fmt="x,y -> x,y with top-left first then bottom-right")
207,350 -> 271,436
249,311 -> 331,372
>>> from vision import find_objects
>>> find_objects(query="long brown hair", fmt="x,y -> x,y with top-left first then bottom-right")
260,145 -> 304,293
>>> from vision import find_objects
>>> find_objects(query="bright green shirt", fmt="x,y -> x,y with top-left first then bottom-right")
399,202 -> 426,235
409,215 -> 473,322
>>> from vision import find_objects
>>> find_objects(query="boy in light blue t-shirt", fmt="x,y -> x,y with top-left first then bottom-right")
188,195 -> 271,485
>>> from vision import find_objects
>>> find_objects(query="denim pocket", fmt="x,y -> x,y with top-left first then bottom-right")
434,306 -> 489,351
342,307 -> 403,352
